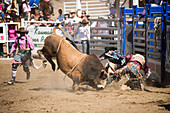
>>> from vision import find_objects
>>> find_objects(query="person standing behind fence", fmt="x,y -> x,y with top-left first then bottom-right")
7,27 -> 34,85
45,0 -> 54,15
38,10 -> 47,26
79,11 -> 90,25
46,13 -> 54,27
38,10 -> 47,21
57,9 -> 64,26
106,0 -> 117,17
8,24 -> 17,57
70,9 -> 80,25
79,19 -> 90,54
21,0 -> 31,20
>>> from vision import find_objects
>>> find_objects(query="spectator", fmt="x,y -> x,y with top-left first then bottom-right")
79,11 -> 90,25
9,8 -> 18,20
45,0 -> 53,14
0,1 -> 5,12
46,13 -> 54,27
57,9 -> 64,26
0,43 -> 3,58
6,1 -> 11,14
63,13 -> 70,25
8,24 -> 17,57
69,24 -> 75,40
0,10 -> 4,21
0,1 -> 5,14
30,13 -> 35,20
27,19 -> 36,27
6,15 -> 11,22
79,19 -> 90,54
21,0 -> 31,20
38,10 -> 47,21
106,0 -> 117,17
38,10 -> 47,26
69,9 -> 80,24
7,27 -> 34,85
28,0 -> 39,8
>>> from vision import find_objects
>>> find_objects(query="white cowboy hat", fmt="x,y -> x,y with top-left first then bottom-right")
70,9 -> 76,13
6,15 -> 11,20
30,19 -> 35,22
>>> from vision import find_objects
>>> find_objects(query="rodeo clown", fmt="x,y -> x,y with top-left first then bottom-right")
7,27 -> 34,85
99,47 -> 151,84
114,54 -> 151,80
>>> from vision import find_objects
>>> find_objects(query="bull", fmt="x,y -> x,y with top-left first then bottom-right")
37,26 -> 109,91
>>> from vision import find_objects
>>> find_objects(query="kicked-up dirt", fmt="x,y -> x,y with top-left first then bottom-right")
0,59 -> 170,113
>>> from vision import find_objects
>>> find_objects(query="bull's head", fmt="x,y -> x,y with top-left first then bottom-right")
95,70 -> 109,89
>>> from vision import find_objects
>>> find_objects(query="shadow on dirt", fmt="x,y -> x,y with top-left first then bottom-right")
144,89 -> 170,95
158,104 -> 170,111
3,81 -> 27,85
29,87 -> 71,91
29,86 -> 96,92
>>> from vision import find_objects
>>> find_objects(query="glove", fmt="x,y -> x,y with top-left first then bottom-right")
145,71 -> 151,79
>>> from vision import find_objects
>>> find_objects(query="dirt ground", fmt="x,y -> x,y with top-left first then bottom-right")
0,59 -> 170,113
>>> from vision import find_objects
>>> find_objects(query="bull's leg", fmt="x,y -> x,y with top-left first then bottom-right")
44,54 -> 55,71
37,49 -> 47,68
71,71 -> 81,91
37,48 -> 56,71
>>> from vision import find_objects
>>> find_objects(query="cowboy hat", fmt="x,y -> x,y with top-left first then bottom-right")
11,8 -> 18,13
70,9 -> 76,13
56,19 -> 61,23
16,27 -> 28,34
6,15 -> 11,19
80,19 -> 89,24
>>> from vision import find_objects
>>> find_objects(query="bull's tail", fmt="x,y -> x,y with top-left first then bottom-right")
52,26 -> 68,38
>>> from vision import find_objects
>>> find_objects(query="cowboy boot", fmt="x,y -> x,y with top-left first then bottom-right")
26,72 -> 30,80
8,77 -> 15,85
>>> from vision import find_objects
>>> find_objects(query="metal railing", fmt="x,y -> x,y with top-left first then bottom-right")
89,18 -> 120,52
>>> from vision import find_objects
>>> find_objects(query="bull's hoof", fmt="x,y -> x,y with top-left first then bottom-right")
43,60 -> 47,68
52,64 -> 56,71
96,85 -> 105,90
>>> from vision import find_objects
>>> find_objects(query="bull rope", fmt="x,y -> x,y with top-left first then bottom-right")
63,54 -> 86,80
55,30 -> 87,80
57,38 -> 64,53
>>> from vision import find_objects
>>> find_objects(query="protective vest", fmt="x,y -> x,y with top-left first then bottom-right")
130,54 -> 145,66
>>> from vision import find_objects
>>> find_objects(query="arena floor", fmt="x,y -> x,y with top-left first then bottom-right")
0,59 -> 170,113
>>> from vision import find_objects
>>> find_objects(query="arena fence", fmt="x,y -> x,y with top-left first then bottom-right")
89,18 -> 120,52
0,22 -> 20,60
121,2 -> 170,84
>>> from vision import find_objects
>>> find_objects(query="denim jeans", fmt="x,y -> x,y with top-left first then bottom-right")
0,43 -> 4,56
82,40 -> 89,54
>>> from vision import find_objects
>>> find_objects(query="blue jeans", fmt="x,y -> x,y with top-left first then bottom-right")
0,43 -> 4,56
82,40 -> 89,54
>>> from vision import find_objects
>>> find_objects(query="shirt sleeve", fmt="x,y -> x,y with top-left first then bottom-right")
27,36 -> 34,50
11,39 -> 18,52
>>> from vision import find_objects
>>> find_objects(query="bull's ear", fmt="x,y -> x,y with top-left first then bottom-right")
100,70 -> 107,80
